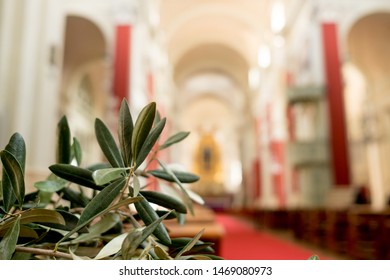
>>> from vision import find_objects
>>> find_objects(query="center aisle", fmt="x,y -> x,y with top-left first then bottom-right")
215,213 -> 329,260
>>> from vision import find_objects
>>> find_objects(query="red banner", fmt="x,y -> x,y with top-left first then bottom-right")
322,23 -> 350,186
113,25 -> 131,109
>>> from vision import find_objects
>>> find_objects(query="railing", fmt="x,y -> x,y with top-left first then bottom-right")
287,141 -> 329,167
287,85 -> 325,104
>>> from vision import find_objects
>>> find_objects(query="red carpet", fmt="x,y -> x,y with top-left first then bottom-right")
216,213 -> 327,260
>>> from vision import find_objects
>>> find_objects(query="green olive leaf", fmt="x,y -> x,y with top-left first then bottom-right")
154,245 -> 171,260
157,160 -> 194,215
121,228 -> 143,259
77,178 -> 126,226
135,118 -> 166,169
49,164 -> 103,191
0,209 -> 65,233
179,255 -> 212,260
39,210 -> 86,233
69,249 -> 91,260
131,102 -> 156,163
122,211 -> 171,260
17,225 -> 38,239
71,213 -> 120,244
0,215 -> 20,260
106,196 -> 143,212
175,228 -> 205,259
140,210 -> 171,242
159,131 -> 190,150
132,175 -> 140,198
308,255 -> 320,260
72,137 -> 82,166
2,133 -> 26,211
92,167 -> 129,186
118,99 -> 134,167
134,197 -> 171,245
94,232 -> 128,260
154,110 -> 161,125
1,171 -> 14,213
169,238 -> 215,255
54,194 -> 142,251
5,133 -> 26,172
56,116 -> 71,164
147,169 -> 200,183
0,150 -> 25,208
95,118 -> 125,168
34,180 -> 67,193
140,190 -> 187,214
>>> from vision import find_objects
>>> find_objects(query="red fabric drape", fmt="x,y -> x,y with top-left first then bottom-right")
113,25 -> 131,109
322,23 -> 350,186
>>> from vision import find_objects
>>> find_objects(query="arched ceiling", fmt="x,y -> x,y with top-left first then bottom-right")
158,0 -> 302,123
178,71 -> 244,113
160,0 -> 271,70
159,0 -> 278,112
348,12 -> 390,83
60,15 -> 109,119
161,1 -> 275,85
63,15 -> 106,69
174,43 -> 248,89
160,0 -> 302,84
62,15 -> 106,85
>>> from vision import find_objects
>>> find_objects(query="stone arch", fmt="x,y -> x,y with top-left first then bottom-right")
60,15 -> 111,165
174,43 -> 250,91
346,12 -> 390,210
169,43 -> 255,207
347,12 -> 390,84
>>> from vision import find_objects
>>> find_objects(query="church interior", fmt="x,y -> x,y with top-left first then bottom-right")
2,0 -> 390,260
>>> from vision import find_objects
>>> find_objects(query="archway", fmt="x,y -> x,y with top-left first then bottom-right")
170,44 -> 254,209
60,15 -> 110,165
159,0 -> 271,209
347,12 -> 390,209
342,62 -> 368,187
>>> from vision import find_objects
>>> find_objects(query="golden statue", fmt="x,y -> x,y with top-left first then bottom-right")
191,132 -> 224,195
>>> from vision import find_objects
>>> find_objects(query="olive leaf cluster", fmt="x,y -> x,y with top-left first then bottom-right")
0,99 -> 221,260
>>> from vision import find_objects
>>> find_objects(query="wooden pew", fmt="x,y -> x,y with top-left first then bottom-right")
290,208 -> 328,248
346,207 -> 390,259
163,204 -> 225,256
324,209 -> 349,255
293,207 -> 389,259
247,205 -> 390,259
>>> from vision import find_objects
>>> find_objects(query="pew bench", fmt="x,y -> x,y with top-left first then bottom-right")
163,204 -> 225,256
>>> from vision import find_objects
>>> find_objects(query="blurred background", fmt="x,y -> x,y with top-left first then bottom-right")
1,0 -> 390,259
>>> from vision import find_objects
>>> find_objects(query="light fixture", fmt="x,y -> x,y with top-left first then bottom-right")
271,1 -> 286,34
248,67 -> 261,90
273,35 -> 285,48
257,45 -> 271,69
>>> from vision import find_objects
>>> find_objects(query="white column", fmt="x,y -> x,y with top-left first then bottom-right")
12,1 -> 45,145
366,143 -> 386,210
259,101 -> 278,209
362,103 -> 387,211
0,0 -> 65,173
308,16 -> 325,86
0,0 -> 24,148
29,0 -> 65,170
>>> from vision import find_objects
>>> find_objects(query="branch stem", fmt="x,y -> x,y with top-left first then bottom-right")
15,246 -> 73,260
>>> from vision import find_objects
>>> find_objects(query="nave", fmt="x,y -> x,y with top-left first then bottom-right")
172,205 -> 390,260
166,205 -> 345,260
2,0 -> 390,261
215,213 -> 336,260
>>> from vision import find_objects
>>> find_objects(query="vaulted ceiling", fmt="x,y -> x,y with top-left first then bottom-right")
159,0 -> 303,90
